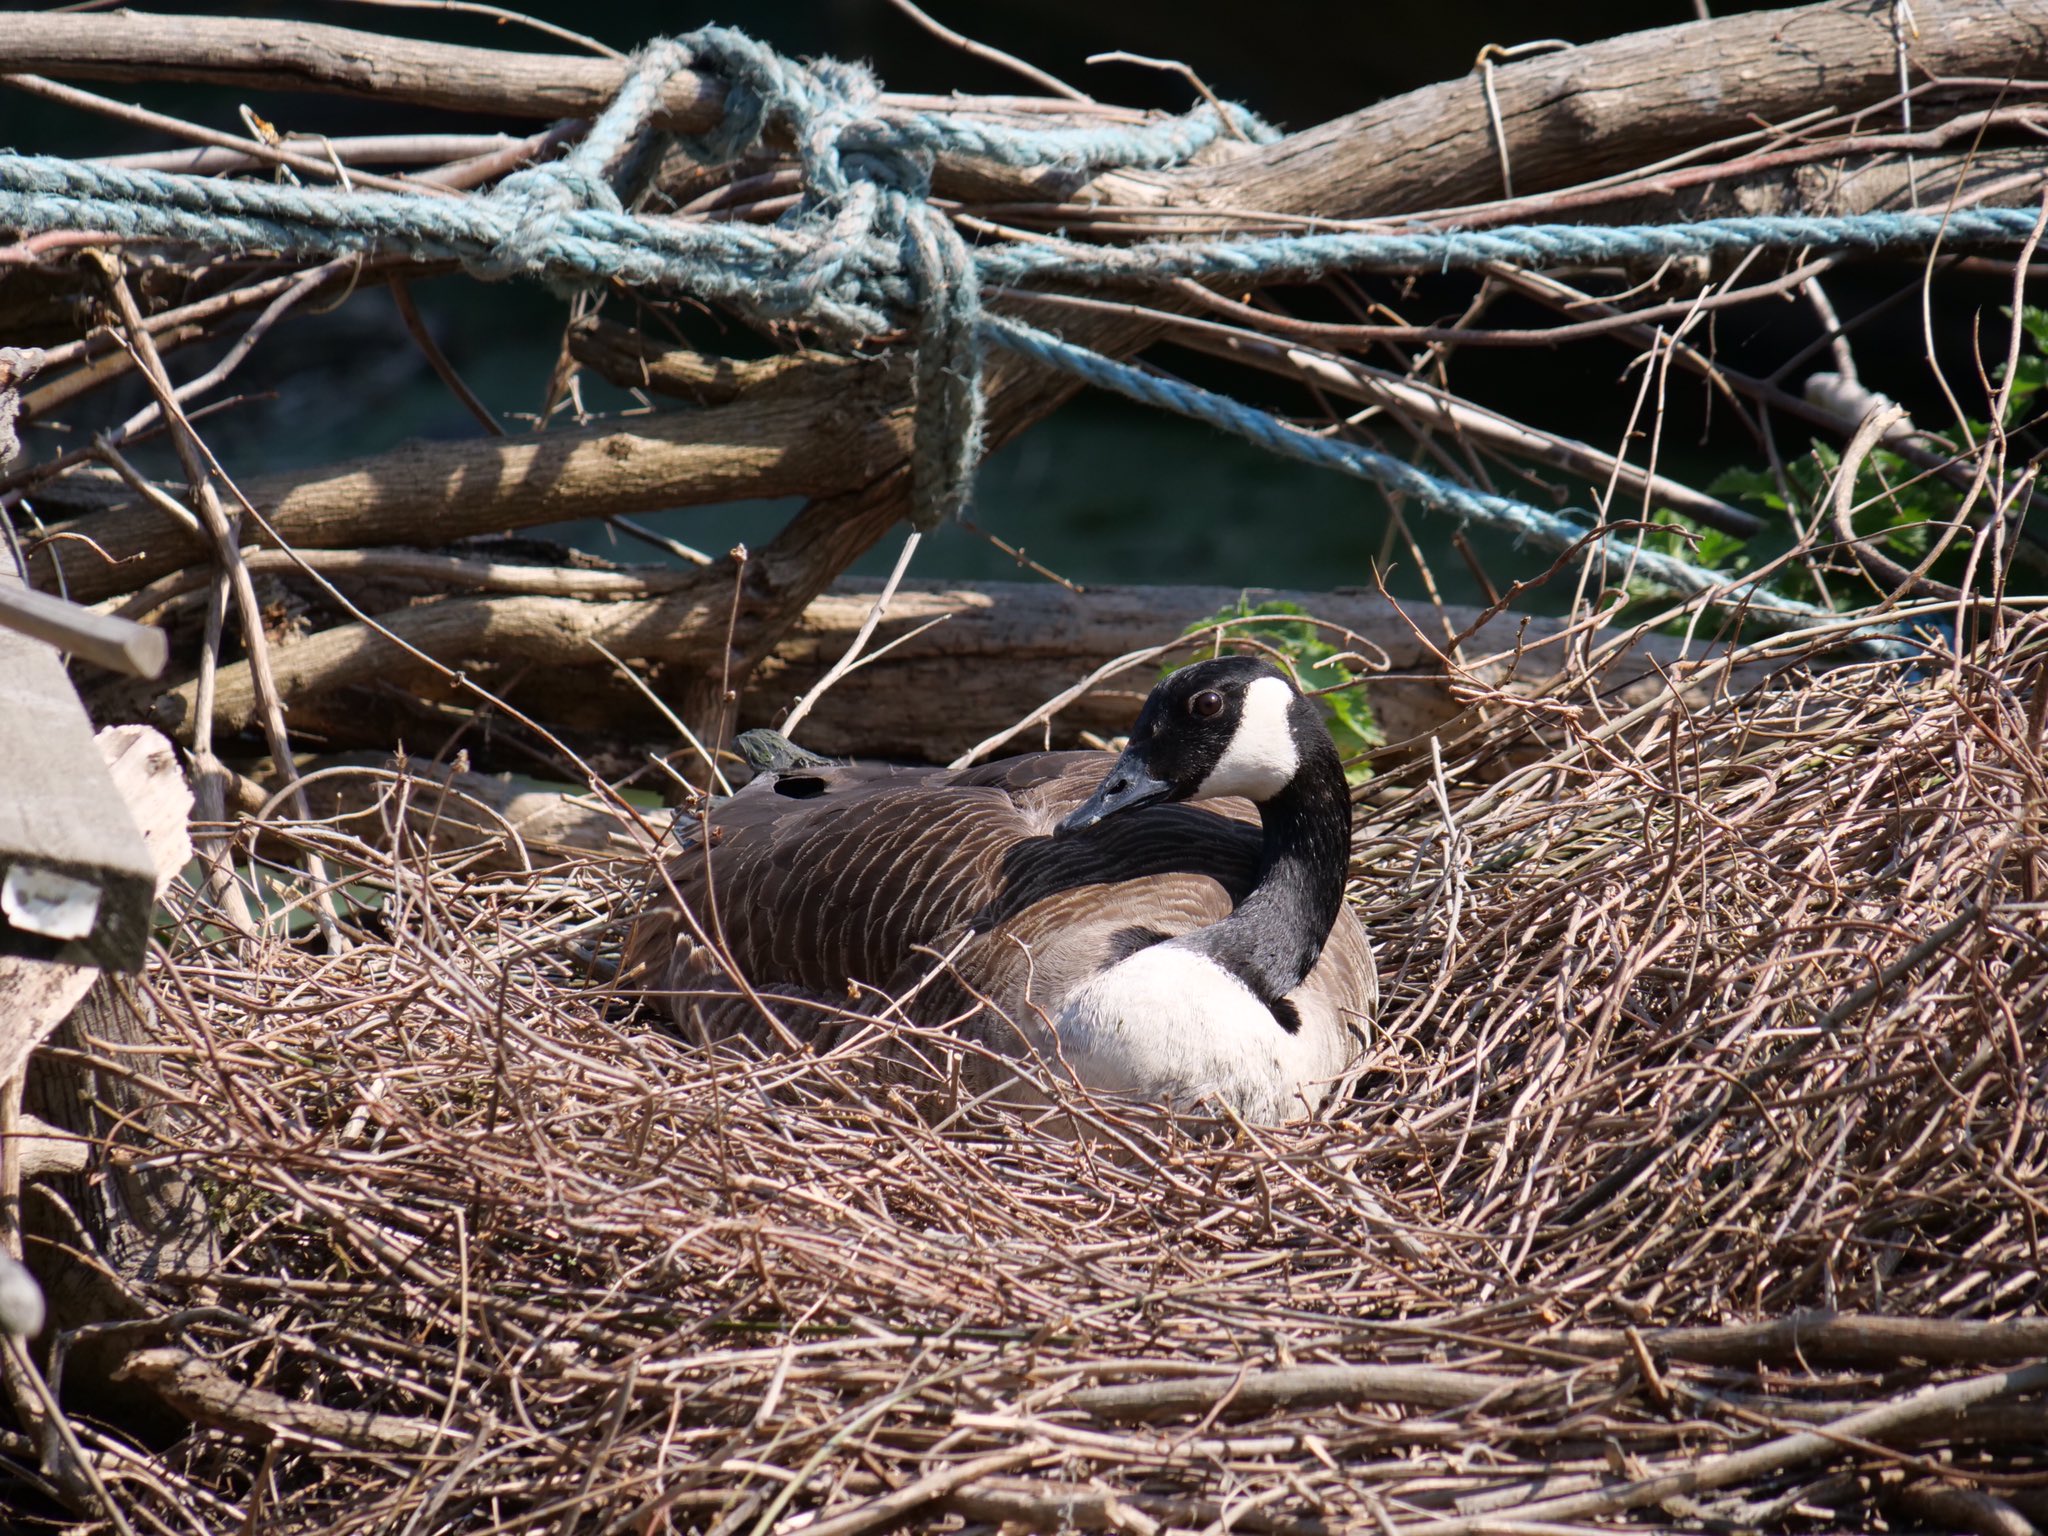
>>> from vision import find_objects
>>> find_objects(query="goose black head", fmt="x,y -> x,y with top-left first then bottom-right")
1057,656 -> 1323,836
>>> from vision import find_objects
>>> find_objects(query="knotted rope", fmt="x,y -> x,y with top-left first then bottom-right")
0,25 -> 2030,606
983,315 -> 1828,621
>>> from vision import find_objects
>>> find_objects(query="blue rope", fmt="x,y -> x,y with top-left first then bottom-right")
670,25 -> 1277,176
631,26 -> 1273,523
978,209 -> 2048,285
981,315 -> 1831,623
8,161 -> 2036,307
0,24 -> 2024,609
0,27 -> 1275,528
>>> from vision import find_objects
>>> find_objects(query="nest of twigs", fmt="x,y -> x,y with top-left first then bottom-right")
21,609 -> 2044,1536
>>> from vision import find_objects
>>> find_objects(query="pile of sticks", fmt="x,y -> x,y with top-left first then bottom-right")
15,590 -> 2041,1534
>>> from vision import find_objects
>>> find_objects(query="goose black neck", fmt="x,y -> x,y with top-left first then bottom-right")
1185,731 -> 1350,1015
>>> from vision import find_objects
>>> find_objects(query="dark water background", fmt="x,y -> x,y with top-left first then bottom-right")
6,0 -> 2020,611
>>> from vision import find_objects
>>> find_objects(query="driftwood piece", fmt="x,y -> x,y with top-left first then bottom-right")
32,356 -> 909,605
140,579 -> 1761,763
0,572 -> 163,973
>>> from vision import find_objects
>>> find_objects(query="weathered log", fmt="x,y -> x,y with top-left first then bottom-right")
1155,1 -> 2048,218
0,13 -> 731,132
143,578 -> 1762,764
32,356 -> 909,604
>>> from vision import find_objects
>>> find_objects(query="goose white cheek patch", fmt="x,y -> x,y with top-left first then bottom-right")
1196,675 -> 1298,801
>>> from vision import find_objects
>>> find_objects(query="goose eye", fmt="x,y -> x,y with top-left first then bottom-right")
1189,689 -> 1225,720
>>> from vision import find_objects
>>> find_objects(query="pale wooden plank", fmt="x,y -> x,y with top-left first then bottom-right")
0,581 -> 167,678
0,727 -> 192,1083
0,573 -> 163,971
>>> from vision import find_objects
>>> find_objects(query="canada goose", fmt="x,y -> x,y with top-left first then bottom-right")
622,656 -> 1377,1122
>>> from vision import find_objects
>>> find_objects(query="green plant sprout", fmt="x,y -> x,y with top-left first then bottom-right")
1642,304 -> 2046,610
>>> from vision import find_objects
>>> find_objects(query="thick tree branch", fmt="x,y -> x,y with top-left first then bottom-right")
7,4 -> 2042,216
32,359 -> 910,605
1155,0 -> 2048,216
142,577 -> 1765,763
0,14 -> 725,132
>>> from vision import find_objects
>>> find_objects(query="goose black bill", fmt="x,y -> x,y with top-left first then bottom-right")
1056,753 -> 1175,836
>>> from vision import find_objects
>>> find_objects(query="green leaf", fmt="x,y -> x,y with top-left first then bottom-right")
1640,510 -> 1750,576
1708,465 -> 1789,514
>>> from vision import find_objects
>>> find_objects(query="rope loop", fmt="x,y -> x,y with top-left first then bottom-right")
900,198 -> 983,529
474,38 -> 692,281
650,26 -> 1279,520
671,25 -> 988,521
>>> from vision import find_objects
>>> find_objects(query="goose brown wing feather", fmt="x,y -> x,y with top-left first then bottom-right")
620,752 -> 1268,1013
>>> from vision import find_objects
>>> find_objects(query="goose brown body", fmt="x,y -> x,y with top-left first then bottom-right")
622,738 -> 1378,1121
